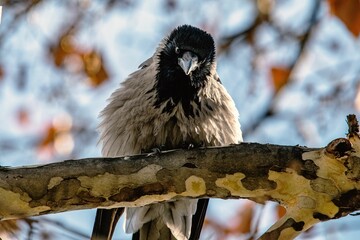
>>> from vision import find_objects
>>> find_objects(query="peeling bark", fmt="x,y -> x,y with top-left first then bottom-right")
1,115 -> 360,240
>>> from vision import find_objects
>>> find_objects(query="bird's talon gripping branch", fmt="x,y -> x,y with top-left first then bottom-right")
147,148 -> 162,157
187,143 -> 195,150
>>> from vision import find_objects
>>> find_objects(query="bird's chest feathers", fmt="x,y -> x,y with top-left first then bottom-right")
149,71 -> 225,147
152,96 -> 222,148
154,66 -> 207,117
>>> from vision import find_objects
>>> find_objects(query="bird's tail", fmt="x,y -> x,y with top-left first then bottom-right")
126,199 -> 208,240
91,208 -> 124,240
190,199 -> 209,240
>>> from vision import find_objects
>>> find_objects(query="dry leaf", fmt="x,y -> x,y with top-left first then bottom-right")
271,66 -> 291,93
232,201 -> 254,234
50,34 -> 77,67
0,219 -> 20,235
82,51 -> 109,87
204,201 -> 255,238
38,125 -> 57,148
0,65 -> 4,81
49,33 -> 109,87
328,0 -> 360,36
17,107 -> 30,126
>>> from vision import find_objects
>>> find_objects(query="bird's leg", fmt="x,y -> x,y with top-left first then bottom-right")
150,147 -> 162,154
143,145 -> 166,156
182,141 -> 205,149
188,143 -> 195,149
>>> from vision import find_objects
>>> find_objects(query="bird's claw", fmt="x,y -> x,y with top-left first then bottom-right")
183,141 -> 205,150
187,143 -> 195,149
146,147 -> 162,157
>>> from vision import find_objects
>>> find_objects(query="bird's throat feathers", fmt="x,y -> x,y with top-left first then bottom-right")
153,25 -> 217,117
154,54 -> 217,118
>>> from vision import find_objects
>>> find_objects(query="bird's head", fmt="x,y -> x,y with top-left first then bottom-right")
154,25 -> 217,116
157,25 -> 216,88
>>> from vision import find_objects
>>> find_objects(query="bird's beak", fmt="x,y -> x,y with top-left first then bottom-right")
178,51 -> 199,75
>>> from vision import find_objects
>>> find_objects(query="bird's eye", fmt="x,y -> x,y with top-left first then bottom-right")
175,47 -> 180,54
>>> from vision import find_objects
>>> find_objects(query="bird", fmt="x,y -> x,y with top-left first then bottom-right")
91,24 -> 242,240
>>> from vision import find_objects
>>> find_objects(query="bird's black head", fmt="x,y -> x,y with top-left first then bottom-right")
154,25 -> 216,116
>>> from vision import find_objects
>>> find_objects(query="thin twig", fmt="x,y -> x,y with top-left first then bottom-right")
242,0 -> 321,137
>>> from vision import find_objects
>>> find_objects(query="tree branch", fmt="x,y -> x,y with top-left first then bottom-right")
242,0 -> 321,137
1,115 -> 360,239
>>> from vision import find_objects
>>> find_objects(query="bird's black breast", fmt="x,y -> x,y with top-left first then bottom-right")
152,61 -> 201,118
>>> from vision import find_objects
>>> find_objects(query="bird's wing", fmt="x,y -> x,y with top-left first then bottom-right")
138,55 -> 154,69
92,58 -> 158,240
98,61 -> 158,156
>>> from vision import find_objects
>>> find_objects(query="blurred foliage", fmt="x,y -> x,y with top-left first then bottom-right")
328,0 -> 360,36
270,66 -> 291,93
0,0 -> 359,239
204,201 -> 256,239
50,32 -> 109,87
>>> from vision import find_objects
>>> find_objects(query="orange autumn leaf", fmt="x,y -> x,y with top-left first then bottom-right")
82,51 -> 109,87
38,125 -> 57,148
203,218 -> 228,237
271,66 -> 291,93
50,45 -> 67,67
204,202 -> 255,237
328,0 -> 360,36
277,205 -> 287,219
50,33 -> 78,67
17,107 -> 30,126
0,65 -> 4,81
49,33 -> 109,87
0,219 -> 20,235
89,64 -> 109,87
60,34 -> 76,53
232,201 -> 254,234
37,115 -> 74,159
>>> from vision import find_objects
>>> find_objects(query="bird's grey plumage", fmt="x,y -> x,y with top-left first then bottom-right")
92,25 -> 242,240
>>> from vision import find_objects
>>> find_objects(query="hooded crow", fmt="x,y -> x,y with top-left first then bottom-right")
91,25 -> 242,240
